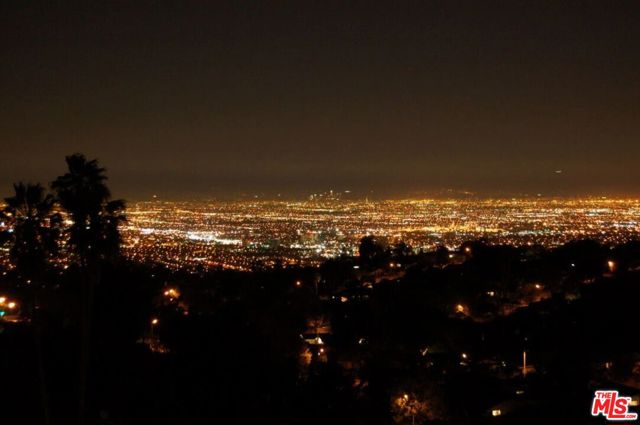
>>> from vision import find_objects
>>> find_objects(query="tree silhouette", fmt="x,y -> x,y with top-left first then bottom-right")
51,154 -> 126,265
359,235 -> 387,268
51,154 -> 125,425
2,182 -> 60,425
2,182 -> 60,280
392,241 -> 412,262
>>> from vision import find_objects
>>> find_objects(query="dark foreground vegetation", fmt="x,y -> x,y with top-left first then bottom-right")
1,155 -> 639,424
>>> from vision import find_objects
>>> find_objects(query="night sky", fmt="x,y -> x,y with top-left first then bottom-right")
2,1 -> 639,199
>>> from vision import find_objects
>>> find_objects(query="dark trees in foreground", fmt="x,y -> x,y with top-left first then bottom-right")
1,236 -> 639,424
51,154 -> 125,425
2,183 -> 59,281
1,154 -> 126,425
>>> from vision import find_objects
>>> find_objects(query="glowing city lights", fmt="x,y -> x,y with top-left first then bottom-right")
112,198 -> 640,272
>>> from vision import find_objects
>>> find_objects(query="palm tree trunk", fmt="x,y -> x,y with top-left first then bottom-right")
78,261 -> 97,425
33,292 -> 51,425
35,323 -> 51,425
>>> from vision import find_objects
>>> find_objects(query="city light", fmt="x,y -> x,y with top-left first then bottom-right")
163,288 -> 180,299
107,198 -> 640,272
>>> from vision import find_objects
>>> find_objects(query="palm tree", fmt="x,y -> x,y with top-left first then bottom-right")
98,198 -> 127,262
51,154 -> 125,265
51,154 -> 126,425
2,182 -> 59,425
3,182 -> 59,278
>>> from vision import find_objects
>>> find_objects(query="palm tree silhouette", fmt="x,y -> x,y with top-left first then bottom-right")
51,154 -> 125,265
3,182 -> 59,278
2,182 -> 60,425
51,154 -> 126,425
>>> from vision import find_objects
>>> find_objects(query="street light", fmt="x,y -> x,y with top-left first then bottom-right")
401,394 -> 415,425
150,318 -> 159,340
163,288 -> 179,299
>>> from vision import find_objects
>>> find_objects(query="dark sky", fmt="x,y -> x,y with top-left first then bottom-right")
2,1 -> 639,199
